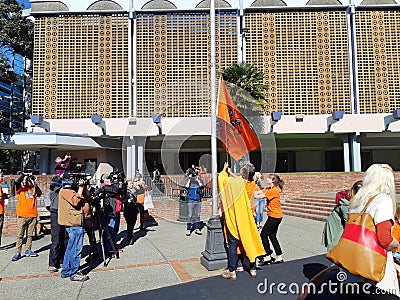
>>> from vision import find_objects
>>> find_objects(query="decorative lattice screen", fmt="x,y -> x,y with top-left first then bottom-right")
356,10 -> 400,113
32,14 -> 129,119
136,11 -> 237,118
246,10 -> 350,115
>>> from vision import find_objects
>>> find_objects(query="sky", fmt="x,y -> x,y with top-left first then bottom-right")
18,0 -> 31,9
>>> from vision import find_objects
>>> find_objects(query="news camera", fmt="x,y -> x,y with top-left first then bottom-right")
17,171 -> 36,183
106,170 -> 126,183
185,166 -> 200,178
62,165 -> 91,189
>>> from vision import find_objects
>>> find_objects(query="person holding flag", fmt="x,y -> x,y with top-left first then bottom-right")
219,162 -> 266,280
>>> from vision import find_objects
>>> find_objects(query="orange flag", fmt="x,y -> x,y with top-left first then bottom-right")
217,76 -> 261,160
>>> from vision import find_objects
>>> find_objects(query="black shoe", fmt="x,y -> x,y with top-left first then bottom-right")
274,259 -> 284,264
259,257 -> 275,266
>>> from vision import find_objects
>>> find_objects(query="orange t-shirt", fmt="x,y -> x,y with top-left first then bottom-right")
16,186 -> 38,218
0,185 -> 4,214
245,180 -> 256,210
392,222 -> 400,253
134,183 -> 146,204
264,186 -> 283,218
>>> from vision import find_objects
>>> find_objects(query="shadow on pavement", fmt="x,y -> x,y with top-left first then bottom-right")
110,254 -> 331,300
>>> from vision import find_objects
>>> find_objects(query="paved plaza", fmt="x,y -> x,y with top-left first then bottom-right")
0,215 -> 327,300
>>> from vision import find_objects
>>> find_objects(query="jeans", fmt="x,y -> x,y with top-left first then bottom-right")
61,226 -> 84,279
104,213 -> 120,254
49,211 -> 67,268
226,229 -> 255,272
187,200 -> 201,230
136,203 -> 145,229
260,216 -> 283,256
254,198 -> 265,223
0,214 -> 4,238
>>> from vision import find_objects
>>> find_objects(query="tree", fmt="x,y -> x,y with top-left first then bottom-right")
0,0 -> 34,81
0,0 -> 34,173
221,63 -> 269,116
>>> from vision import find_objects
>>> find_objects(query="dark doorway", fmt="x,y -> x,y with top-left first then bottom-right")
325,150 -> 344,171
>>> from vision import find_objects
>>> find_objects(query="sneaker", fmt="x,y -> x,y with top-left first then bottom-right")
259,257 -> 275,266
250,269 -> 257,277
48,266 -> 58,273
195,229 -> 202,235
61,273 -> 69,278
186,230 -> 191,236
221,269 -> 237,280
70,272 -> 89,282
25,250 -> 38,257
236,266 -> 244,272
12,252 -> 21,261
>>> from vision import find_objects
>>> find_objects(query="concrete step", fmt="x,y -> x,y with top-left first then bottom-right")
282,206 -> 331,217
282,202 -> 335,212
290,197 -> 337,206
282,210 -> 327,222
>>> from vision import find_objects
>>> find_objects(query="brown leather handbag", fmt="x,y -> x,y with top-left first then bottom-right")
326,196 -> 387,282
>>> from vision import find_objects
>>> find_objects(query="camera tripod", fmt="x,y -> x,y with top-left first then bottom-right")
87,206 -> 119,267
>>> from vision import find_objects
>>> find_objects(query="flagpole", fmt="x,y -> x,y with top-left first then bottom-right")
200,0 -> 228,271
210,0 -> 218,217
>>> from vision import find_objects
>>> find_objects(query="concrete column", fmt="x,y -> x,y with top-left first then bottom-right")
126,137 -> 136,180
351,133 -> 361,172
136,136 -> 146,176
39,148 -> 50,174
342,136 -> 351,172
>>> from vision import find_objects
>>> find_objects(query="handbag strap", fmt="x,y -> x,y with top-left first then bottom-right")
357,195 -> 378,217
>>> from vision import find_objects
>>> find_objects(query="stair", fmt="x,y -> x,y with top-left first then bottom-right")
396,180 -> 400,194
282,195 -> 336,222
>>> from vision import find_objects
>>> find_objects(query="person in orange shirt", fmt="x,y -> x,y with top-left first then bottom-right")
12,174 -> 42,261
392,206 -> 400,264
0,172 -> 9,246
133,176 -> 146,231
259,174 -> 285,266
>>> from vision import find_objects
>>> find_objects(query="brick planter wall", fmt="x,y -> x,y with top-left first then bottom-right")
2,172 -> 399,236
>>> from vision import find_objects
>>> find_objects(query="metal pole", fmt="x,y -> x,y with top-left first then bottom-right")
347,0 -> 359,114
128,0 -> 133,117
210,0 -> 218,217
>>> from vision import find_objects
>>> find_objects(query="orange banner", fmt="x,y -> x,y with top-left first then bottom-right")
217,76 -> 261,160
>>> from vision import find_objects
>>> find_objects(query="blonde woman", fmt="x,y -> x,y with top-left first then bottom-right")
348,164 -> 400,298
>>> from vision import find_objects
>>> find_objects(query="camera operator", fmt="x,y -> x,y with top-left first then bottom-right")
185,166 -> 204,236
11,173 -> 42,261
58,174 -> 90,281
121,180 -> 138,245
47,176 -> 68,273
54,153 -> 72,177
101,175 -> 123,257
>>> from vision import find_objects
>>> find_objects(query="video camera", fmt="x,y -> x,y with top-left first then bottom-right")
62,165 -> 91,189
17,171 -> 36,183
105,170 -> 125,183
186,166 -> 200,178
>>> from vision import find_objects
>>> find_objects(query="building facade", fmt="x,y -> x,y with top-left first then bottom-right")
2,0 -> 400,178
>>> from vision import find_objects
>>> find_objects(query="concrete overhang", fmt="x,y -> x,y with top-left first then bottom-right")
0,132 -> 122,151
